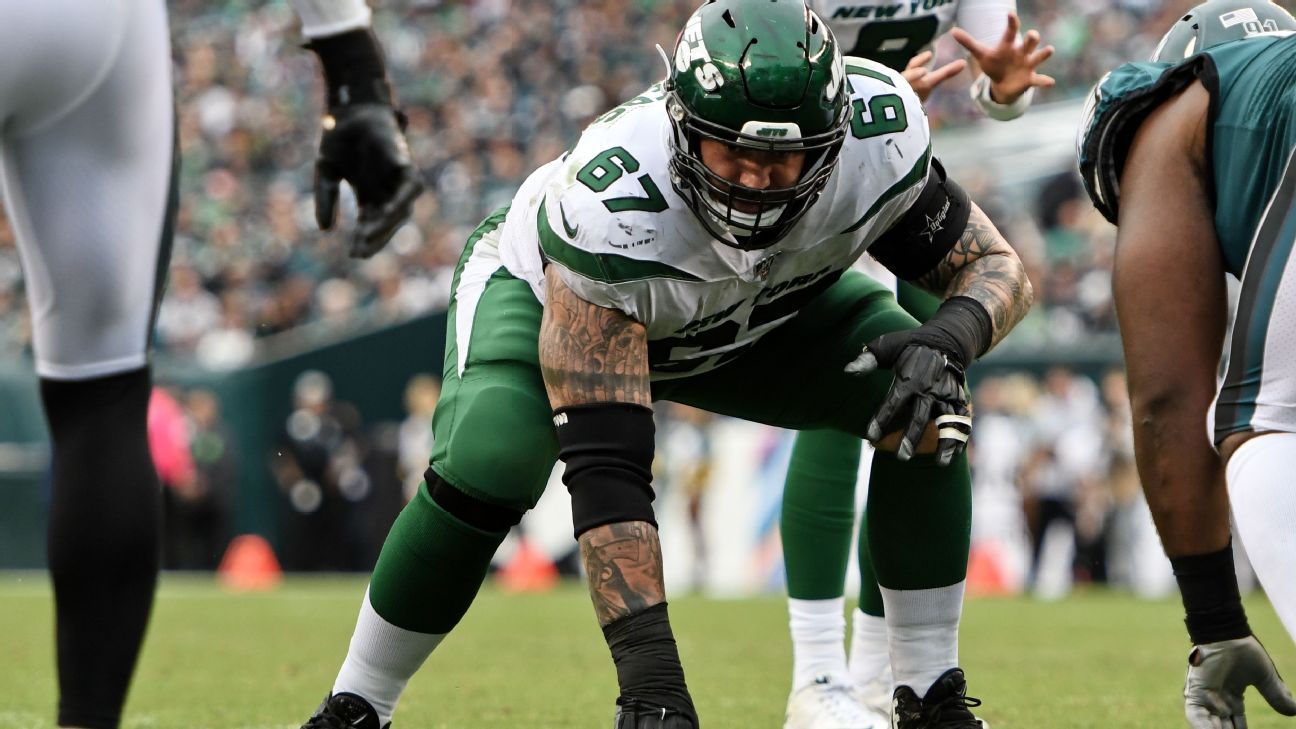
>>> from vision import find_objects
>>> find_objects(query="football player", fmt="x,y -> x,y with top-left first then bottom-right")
0,1 -> 417,727
294,1 -> 1032,728
1077,1 -> 1296,726
785,2 -> 1054,727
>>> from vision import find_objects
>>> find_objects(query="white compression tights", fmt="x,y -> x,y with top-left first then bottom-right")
1227,432 -> 1296,642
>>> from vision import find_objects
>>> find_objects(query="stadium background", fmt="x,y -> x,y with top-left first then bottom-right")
0,0 -> 1281,603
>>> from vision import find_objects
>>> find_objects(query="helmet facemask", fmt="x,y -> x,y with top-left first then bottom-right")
667,95 -> 848,249
665,0 -> 850,250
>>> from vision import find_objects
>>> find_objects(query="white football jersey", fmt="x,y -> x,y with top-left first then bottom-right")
497,59 -> 932,380
810,0 -> 1015,71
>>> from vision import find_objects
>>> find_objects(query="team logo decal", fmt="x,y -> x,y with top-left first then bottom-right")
676,13 -> 724,91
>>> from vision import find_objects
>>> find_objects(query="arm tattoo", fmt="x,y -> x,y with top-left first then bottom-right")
912,204 -> 1034,350
579,520 -> 666,625
540,267 -> 652,408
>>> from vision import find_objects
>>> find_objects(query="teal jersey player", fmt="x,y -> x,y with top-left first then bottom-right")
1079,28 -> 1296,276
1076,2 -> 1296,728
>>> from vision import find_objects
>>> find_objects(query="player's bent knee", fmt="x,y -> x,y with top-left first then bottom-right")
426,474 -> 524,532
872,421 -> 942,455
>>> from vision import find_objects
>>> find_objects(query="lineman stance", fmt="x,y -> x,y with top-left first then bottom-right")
1077,1 -> 1296,726
297,1 -> 1031,728
0,1 -> 417,726
785,2 -> 1054,726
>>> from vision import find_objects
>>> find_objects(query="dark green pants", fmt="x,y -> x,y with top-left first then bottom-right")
430,251 -> 915,513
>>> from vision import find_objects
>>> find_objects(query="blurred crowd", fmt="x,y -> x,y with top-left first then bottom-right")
0,0 -> 1217,366
0,0 -> 1250,580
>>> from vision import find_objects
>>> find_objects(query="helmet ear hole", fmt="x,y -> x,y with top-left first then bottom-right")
722,9 -> 736,28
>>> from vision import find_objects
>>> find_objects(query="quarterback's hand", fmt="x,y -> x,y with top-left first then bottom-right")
1185,636 -> 1296,728
950,13 -> 1055,104
901,51 -> 967,102
846,331 -> 971,465
315,104 -> 424,258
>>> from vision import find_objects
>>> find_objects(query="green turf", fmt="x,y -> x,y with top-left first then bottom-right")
2,574 -> 1294,728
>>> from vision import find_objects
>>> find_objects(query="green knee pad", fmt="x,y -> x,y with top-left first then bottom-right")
865,450 -> 971,591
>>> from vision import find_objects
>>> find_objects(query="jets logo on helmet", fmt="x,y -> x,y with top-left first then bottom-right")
665,0 -> 850,250
676,13 -> 725,91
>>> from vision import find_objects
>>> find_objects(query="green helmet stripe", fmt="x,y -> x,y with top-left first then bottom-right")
845,62 -> 895,87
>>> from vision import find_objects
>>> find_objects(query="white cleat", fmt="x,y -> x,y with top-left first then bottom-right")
785,675 -> 890,729
853,675 -> 892,719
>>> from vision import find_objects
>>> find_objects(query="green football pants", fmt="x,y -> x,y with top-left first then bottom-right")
369,210 -> 969,633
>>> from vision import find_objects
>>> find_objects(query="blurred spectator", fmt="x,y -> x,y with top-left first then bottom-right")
0,0 -> 1190,361
155,263 -> 221,353
163,389 -> 238,570
398,374 -> 440,502
656,403 -> 715,592
1020,367 -> 1107,595
271,369 -> 370,571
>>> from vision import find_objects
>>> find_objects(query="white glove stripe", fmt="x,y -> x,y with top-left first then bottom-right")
938,427 -> 971,443
935,414 -> 972,427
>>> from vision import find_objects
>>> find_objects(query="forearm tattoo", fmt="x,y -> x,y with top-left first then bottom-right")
540,267 -> 652,408
579,520 -> 666,625
913,205 -> 1034,350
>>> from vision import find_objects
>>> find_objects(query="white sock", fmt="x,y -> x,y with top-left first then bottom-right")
1227,433 -> 1296,641
333,588 -> 446,726
848,608 -> 891,690
881,582 -> 964,698
788,596 -> 848,691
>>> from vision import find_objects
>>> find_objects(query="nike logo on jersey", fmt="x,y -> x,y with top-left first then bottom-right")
559,201 -> 579,239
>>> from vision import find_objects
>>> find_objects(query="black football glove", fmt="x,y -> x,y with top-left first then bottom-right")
315,104 -> 423,258
847,334 -> 971,465
845,297 -> 990,465
307,29 -> 424,259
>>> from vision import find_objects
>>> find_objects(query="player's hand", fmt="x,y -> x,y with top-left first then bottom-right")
1184,636 -> 1296,728
901,51 -> 967,102
950,13 -> 1056,104
314,104 -> 424,258
846,331 -> 971,465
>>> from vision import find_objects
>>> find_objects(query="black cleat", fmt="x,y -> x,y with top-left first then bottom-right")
891,668 -> 987,729
613,698 -> 697,728
301,692 -> 389,729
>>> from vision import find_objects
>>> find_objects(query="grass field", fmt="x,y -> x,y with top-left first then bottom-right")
2,575 -> 1295,728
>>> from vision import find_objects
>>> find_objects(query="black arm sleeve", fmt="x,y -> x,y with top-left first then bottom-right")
866,158 -> 971,282
554,402 -> 658,538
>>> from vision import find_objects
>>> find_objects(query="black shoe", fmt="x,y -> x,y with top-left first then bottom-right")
891,668 -> 987,729
613,698 -> 697,728
301,692 -> 389,729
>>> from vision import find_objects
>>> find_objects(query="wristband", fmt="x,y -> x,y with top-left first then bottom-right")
925,296 -> 994,366
970,74 -> 1034,122
304,28 -> 392,108
292,0 -> 372,39
1171,544 -> 1252,644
